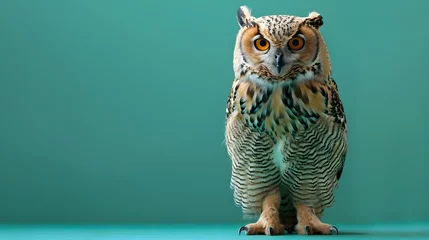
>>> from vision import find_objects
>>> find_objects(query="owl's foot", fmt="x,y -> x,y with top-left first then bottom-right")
238,223 -> 283,235
238,190 -> 284,235
297,223 -> 338,235
295,203 -> 339,235
238,208 -> 284,235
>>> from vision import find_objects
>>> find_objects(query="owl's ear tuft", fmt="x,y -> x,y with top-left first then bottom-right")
305,11 -> 323,29
237,5 -> 256,28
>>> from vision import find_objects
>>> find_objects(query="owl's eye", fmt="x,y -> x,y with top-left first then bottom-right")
254,38 -> 270,51
288,36 -> 305,51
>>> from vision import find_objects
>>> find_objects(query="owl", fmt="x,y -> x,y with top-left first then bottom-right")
225,6 -> 348,235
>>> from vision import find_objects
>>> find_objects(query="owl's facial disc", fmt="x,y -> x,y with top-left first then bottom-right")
252,33 -> 308,77
252,34 -> 306,76
234,7 -> 329,82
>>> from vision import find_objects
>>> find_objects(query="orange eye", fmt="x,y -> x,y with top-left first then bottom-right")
288,36 -> 305,51
254,38 -> 270,51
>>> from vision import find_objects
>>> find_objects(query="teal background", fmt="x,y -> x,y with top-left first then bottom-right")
1,0 -> 428,226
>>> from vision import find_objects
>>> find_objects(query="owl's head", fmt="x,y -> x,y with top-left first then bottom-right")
233,6 -> 331,85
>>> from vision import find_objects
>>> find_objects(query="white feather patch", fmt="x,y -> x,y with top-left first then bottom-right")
273,140 -> 286,173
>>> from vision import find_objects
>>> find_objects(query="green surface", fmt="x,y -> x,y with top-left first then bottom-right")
1,223 -> 429,240
1,0 -> 429,225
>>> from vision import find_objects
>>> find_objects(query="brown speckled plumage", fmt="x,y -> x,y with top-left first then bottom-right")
225,6 -> 348,236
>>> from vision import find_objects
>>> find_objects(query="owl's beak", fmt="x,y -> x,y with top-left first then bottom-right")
275,53 -> 284,74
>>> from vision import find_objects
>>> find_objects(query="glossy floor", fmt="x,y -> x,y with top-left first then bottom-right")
1,223 -> 429,239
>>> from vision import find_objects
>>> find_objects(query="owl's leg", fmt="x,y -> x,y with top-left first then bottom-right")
295,203 -> 338,235
238,188 -> 284,235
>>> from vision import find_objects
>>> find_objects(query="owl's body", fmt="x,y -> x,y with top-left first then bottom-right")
225,6 -> 347,235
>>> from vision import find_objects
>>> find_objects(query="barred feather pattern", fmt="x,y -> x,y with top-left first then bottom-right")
225,115 -> 279,218
225,75 -> 347,220
280,118 -> 347,217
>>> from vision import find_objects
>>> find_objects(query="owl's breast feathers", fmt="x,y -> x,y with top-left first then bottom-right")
226,77 -> 346,140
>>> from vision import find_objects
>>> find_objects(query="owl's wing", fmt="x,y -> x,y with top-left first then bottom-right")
225,82 -> 236,121
326,78 -> 348,181
327,78 -> 347,134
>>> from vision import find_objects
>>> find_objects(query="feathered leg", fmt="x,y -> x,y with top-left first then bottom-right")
226,116 -> 284,236
295,203 -> 338,235
239,188 -> 284,235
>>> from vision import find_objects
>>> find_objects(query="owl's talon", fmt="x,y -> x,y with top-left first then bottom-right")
266,226 -> 273,235
238,226 -> 248,235
305,225 -> 311,235
330,226 -> 339,235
